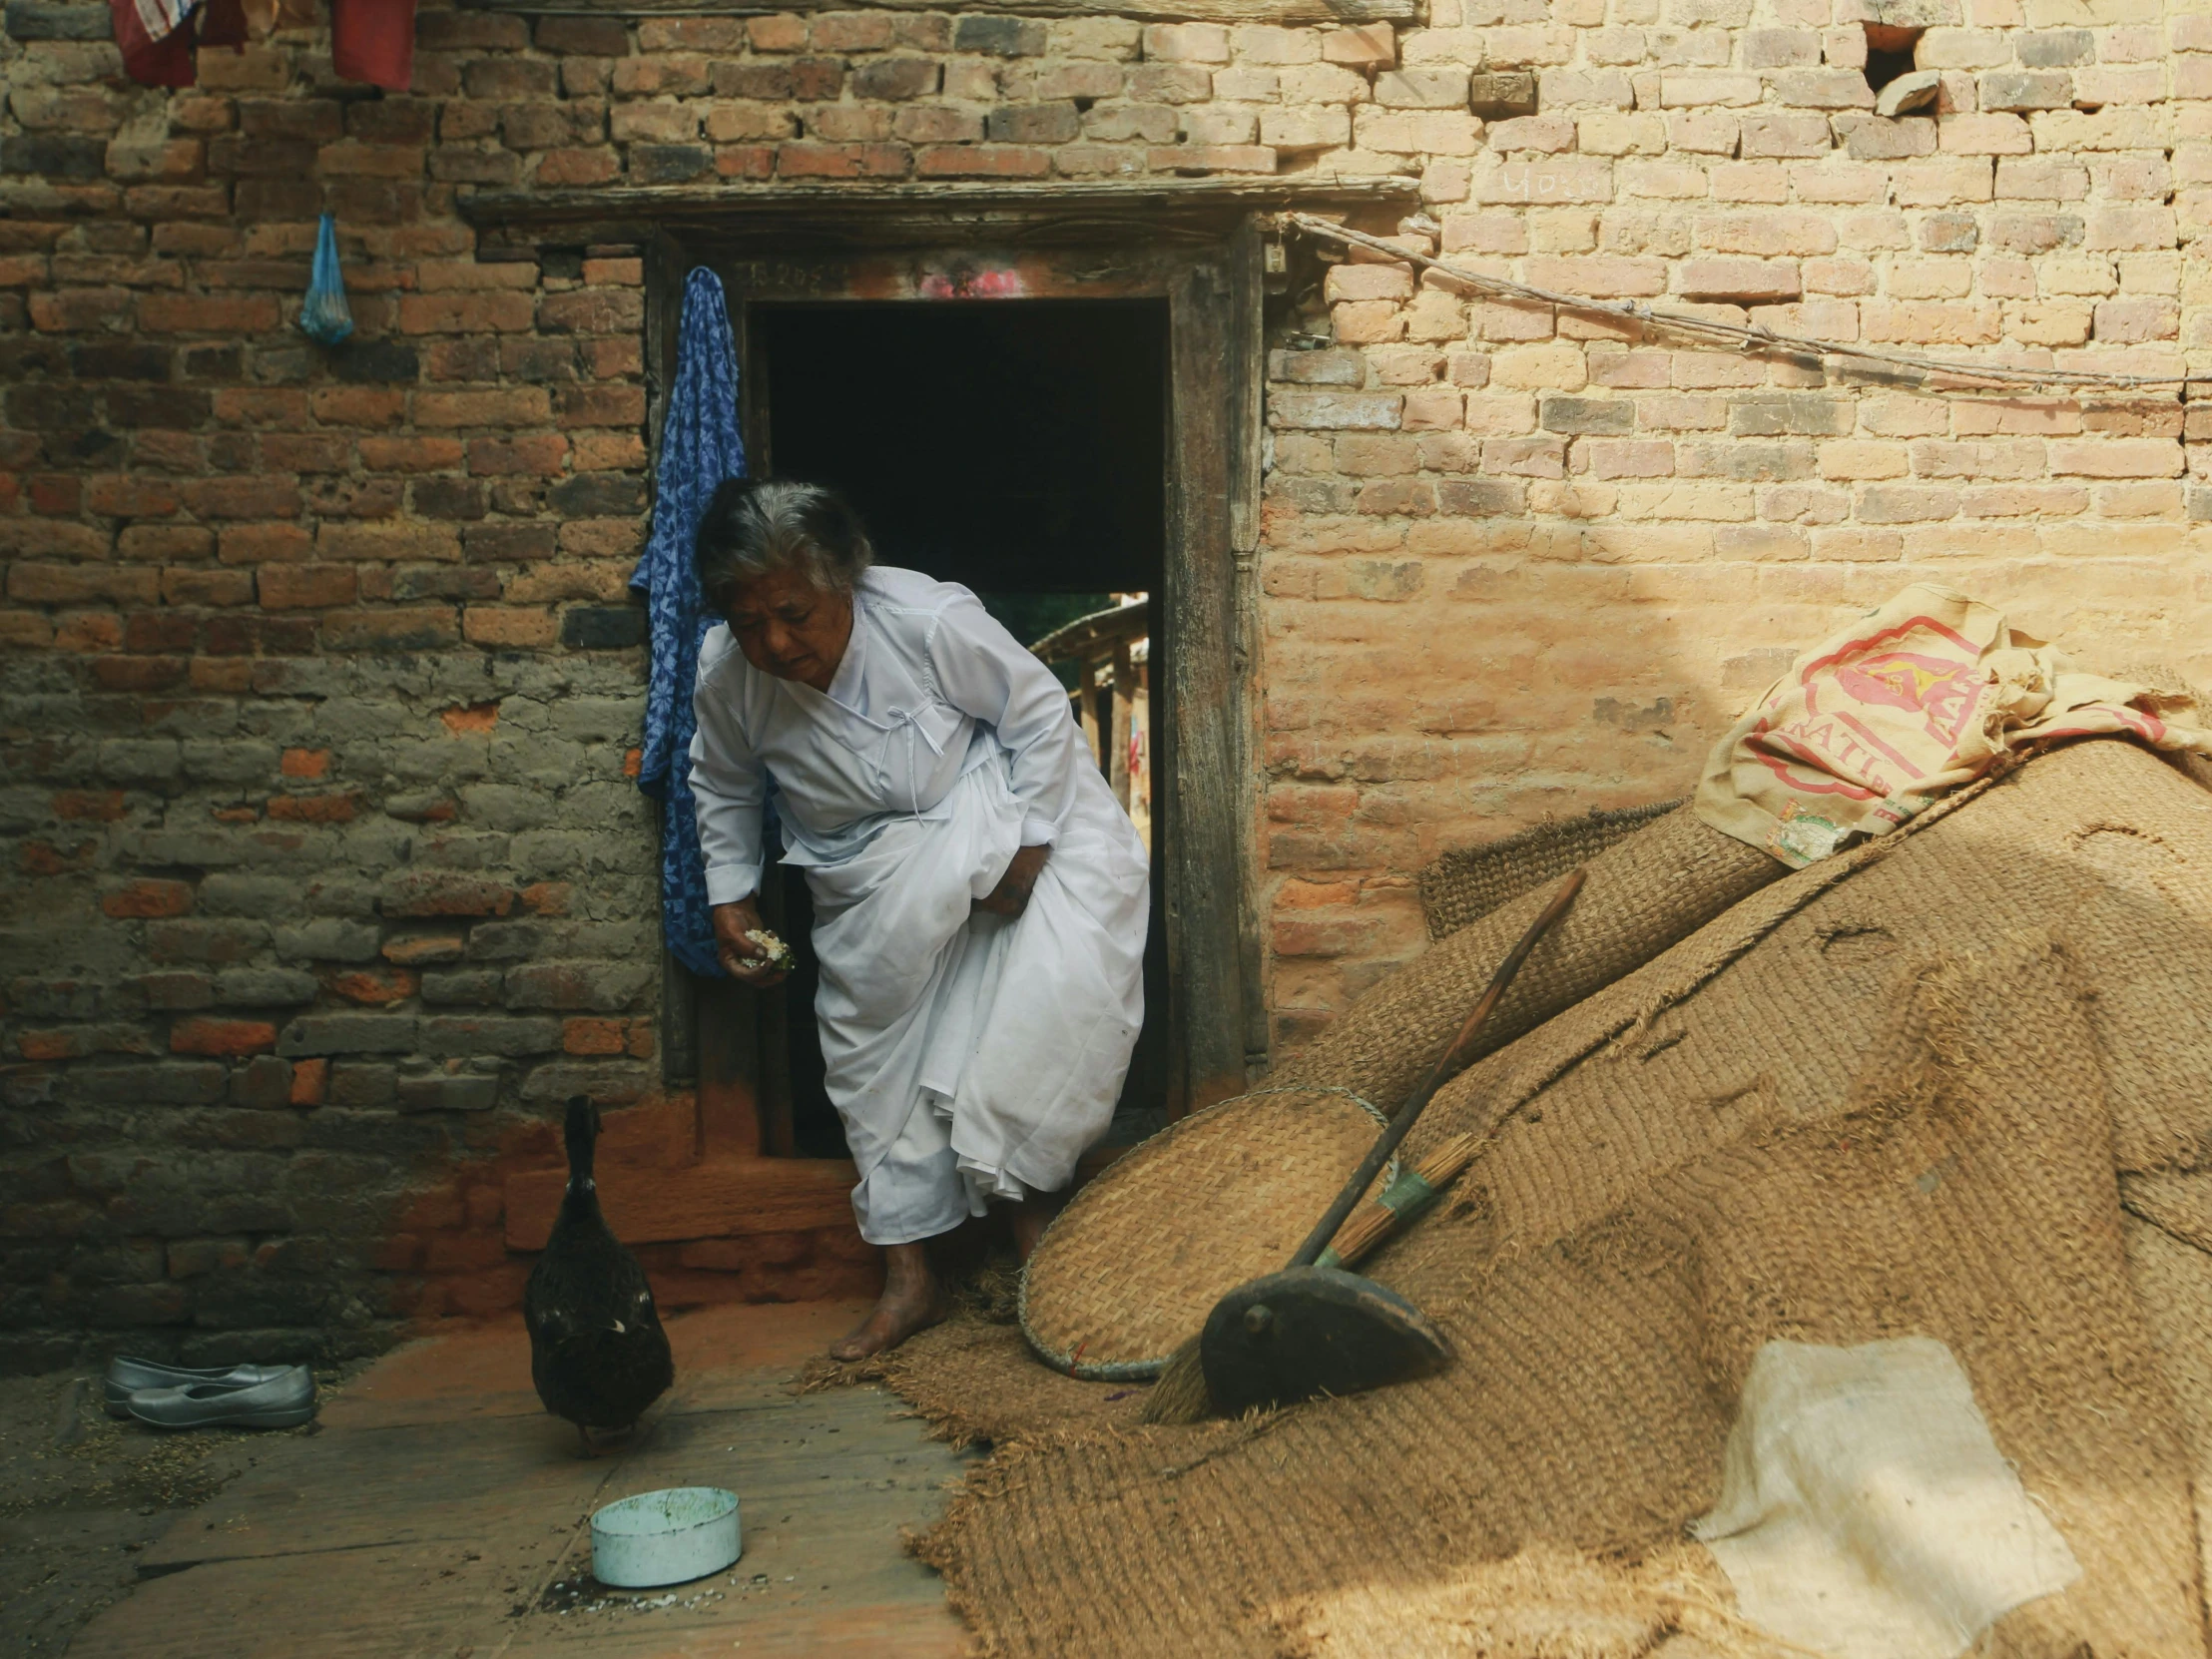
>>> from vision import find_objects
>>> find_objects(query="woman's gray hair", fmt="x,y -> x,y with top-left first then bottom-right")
694,478 -> 875,616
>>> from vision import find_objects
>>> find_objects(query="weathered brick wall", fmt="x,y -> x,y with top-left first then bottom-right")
1,3 -> 680,1368
2,0 -> 2207,1365
1257,0 -> 2212,1040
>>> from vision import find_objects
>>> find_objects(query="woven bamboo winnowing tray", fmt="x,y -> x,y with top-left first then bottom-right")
1019,1087 -> 1391,1380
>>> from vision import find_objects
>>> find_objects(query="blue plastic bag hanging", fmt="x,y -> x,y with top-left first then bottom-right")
298,213 -> 352,345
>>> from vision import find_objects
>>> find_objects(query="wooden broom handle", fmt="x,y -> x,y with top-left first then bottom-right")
1286,867 -> 1587,1271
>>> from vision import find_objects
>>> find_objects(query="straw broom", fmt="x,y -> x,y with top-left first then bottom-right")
1140,870 -> 1585,1425
1312,1128 -> 1486,1272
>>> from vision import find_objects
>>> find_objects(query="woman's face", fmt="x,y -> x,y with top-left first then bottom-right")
726,566 -> 853,694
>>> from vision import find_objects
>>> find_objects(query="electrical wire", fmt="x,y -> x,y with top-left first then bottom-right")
1284,211 -> 2198,398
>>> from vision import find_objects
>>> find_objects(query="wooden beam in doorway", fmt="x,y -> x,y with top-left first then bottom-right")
505,1157 -> 856,1251
460,0 -> 1415,26
1225,215 -> 1271,1076
1160,235 -> 1262,1116
457,177 -> 1421,252
1109,637 -> 1134,811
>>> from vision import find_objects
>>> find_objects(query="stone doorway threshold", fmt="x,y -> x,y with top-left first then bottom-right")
72,1302 -> 973,1659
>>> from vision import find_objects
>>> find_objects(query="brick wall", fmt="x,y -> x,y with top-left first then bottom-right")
1258,0 -> 2210,1040
2,0 -> 2207,1365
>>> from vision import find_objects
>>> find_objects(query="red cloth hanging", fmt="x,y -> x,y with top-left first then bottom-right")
110,0 -> 197,86
109,0 -> 246,89
112,0 -> 411,93
329,0 -> 415,92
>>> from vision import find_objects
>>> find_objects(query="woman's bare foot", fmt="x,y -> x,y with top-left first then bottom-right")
1009,1190 -> 1067,1264
830,1242 -> 949,1362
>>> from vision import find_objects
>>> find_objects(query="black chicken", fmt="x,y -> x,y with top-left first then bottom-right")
524,1096 -> 675,1452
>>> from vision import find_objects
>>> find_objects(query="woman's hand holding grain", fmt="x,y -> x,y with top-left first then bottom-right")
713,899 -> 789,986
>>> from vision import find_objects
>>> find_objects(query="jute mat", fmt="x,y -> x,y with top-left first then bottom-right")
1418,799 -> 1684,941
2120,1205 -> 2212,1612
1263,1545 -> 1785,1659
872,741 -> 2212,1656
1267,803 -> 1786,1115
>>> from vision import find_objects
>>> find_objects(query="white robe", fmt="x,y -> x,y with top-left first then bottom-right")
689,567 -> 1149,1244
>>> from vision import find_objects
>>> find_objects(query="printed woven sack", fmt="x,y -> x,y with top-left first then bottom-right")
1697,581 -> 2212,866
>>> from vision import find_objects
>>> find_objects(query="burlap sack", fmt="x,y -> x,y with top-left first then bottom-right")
882,740 -> 2212,1658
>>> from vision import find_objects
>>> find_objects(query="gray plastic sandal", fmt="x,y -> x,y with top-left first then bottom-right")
103,1358 -> 295,1419
125,1367 -> 316,1430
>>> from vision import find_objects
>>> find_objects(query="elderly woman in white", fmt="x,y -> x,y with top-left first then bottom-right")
689,479 -> 1150,1360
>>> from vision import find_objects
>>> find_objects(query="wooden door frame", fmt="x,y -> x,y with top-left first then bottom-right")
671,222 -> 1265,1160
466,179 -> 1416,1245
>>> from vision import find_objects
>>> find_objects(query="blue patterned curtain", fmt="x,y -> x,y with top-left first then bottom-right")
631,268 -> 746,979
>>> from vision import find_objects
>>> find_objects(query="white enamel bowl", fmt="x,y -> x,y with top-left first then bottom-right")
589,1485 -> 742,1588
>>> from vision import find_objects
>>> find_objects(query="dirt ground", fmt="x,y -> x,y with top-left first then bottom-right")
0,1365 -> 354,1659
55,1302 -> 969,1659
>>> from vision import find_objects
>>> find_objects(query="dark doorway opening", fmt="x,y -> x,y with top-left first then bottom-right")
748,298 -> 1175,1161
